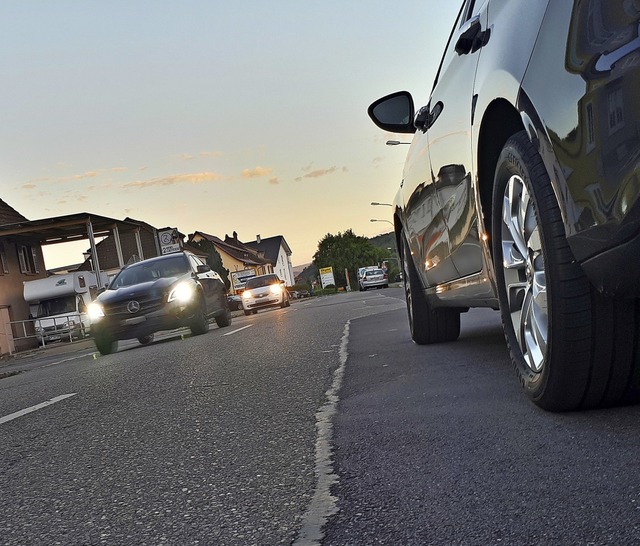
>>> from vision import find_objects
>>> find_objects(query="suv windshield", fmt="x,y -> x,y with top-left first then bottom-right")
110,255 -> 189,288
245,275 -> 279,289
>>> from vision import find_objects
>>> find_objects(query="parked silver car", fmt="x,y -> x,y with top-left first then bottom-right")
368,0 -> 640,411
360,268 -> 389,291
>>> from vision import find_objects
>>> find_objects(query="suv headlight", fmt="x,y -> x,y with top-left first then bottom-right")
87,303 -> 105,321
168,281 -> 195,304
242,290 -> 252,299
270,284 -> 282,295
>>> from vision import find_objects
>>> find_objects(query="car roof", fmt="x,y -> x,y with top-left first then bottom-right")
122,251 -> 192,269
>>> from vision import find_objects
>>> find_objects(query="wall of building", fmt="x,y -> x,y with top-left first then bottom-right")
274,246 -> 295,286
0,238 -> 47,354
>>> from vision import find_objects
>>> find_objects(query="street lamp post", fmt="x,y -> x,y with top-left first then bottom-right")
370,201 -> 392,207
386,140 -> 411,146
370,218 -> 394,226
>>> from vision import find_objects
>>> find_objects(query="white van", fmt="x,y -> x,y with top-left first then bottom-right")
24,271 -> 109,343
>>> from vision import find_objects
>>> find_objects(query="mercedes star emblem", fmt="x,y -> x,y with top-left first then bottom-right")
127,300 -> 141,314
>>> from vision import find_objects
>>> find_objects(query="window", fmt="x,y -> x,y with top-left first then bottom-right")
17,244 -> 40,274
586,102 -> 595,152
0,244 -> 8,274
608,87 -> 624,135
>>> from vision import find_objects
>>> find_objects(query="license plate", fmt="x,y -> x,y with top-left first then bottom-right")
123,316 -> 146,325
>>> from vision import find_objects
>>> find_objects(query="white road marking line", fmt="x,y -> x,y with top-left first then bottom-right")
0,393 -> 78,425
223,325 -> 254,336
294,320 -> 350,546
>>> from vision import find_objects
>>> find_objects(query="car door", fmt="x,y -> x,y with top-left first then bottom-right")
401,1 -> 480,288
425,0 -> 488,279
188,255 -> 221,313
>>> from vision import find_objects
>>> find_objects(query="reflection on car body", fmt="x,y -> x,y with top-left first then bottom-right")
368,0 -> 640,412
88,251 -> 231,355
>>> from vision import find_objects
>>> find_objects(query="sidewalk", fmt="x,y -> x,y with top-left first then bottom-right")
1,337 -> 96,364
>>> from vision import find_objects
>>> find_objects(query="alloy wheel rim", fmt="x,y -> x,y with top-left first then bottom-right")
500,174 -> 548,373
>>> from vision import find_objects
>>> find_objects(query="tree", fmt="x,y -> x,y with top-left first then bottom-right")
189,239 -> 231,290
313,229 -> 388,289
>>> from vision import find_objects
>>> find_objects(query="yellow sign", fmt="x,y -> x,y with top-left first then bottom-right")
319,266 -> 336,288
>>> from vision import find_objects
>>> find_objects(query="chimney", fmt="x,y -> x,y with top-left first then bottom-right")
233,231 -> 238,243
256,234 -> 261,244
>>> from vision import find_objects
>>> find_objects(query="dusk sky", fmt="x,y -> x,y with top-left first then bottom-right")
0,1 -> 461,268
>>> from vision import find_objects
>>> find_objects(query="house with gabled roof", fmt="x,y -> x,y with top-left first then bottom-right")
245,234 -> 295,287
188,230 -> 273,294
0,199 -> 47,354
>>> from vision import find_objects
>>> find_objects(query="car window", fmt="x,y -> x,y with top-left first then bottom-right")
188,255 -> 202,272
245,275 -> 278,289
432,1 -> 472,89
111,255 -> 189,288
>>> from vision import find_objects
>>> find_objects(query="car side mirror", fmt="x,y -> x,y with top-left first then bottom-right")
368,91 -> 416,134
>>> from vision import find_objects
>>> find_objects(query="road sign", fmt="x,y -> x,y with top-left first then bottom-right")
319,266 -> 335,288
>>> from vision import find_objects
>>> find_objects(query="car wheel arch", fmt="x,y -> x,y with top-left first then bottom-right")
476,99 -> 524,255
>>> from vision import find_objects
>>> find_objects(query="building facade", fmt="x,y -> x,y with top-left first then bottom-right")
0,200 -> 47,354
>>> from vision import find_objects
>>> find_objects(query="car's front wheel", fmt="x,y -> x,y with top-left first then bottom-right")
94,331 -> 117,355
189,297 -> 209,336
215,304 -> 232,328
492,130 -> 640,411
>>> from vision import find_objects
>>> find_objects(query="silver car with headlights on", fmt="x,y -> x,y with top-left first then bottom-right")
242,274 -> 290,315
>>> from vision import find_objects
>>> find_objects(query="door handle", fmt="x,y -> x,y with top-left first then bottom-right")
455,16 -> 489,55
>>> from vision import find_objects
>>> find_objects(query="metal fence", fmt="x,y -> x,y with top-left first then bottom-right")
5,314 -> 88,355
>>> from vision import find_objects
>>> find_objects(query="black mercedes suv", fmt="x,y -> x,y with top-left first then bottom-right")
88,251 -> 231,355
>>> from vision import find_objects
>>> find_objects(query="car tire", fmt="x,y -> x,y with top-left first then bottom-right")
94,332 -> 116,355
492,130 -> 640,411
401,235 -> 460,345
244,310 -> 251,316
215,306 -> 232,328
138,334 -> 153,345
280,295 -> 287,308
189,298 -> 209,336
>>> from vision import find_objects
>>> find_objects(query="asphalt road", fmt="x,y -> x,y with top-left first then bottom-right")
2,288 -> 640,545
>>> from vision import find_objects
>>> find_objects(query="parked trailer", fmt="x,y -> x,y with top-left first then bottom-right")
23,271 -> 110,343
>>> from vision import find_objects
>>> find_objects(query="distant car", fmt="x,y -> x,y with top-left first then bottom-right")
357,266 -> 378,290
297,289 -> 310,298
242,274 -> 290,315
367,0 -> 640,411
227,294 -> 244,311
360,268 -> 389,291
88,251 -> 231,355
